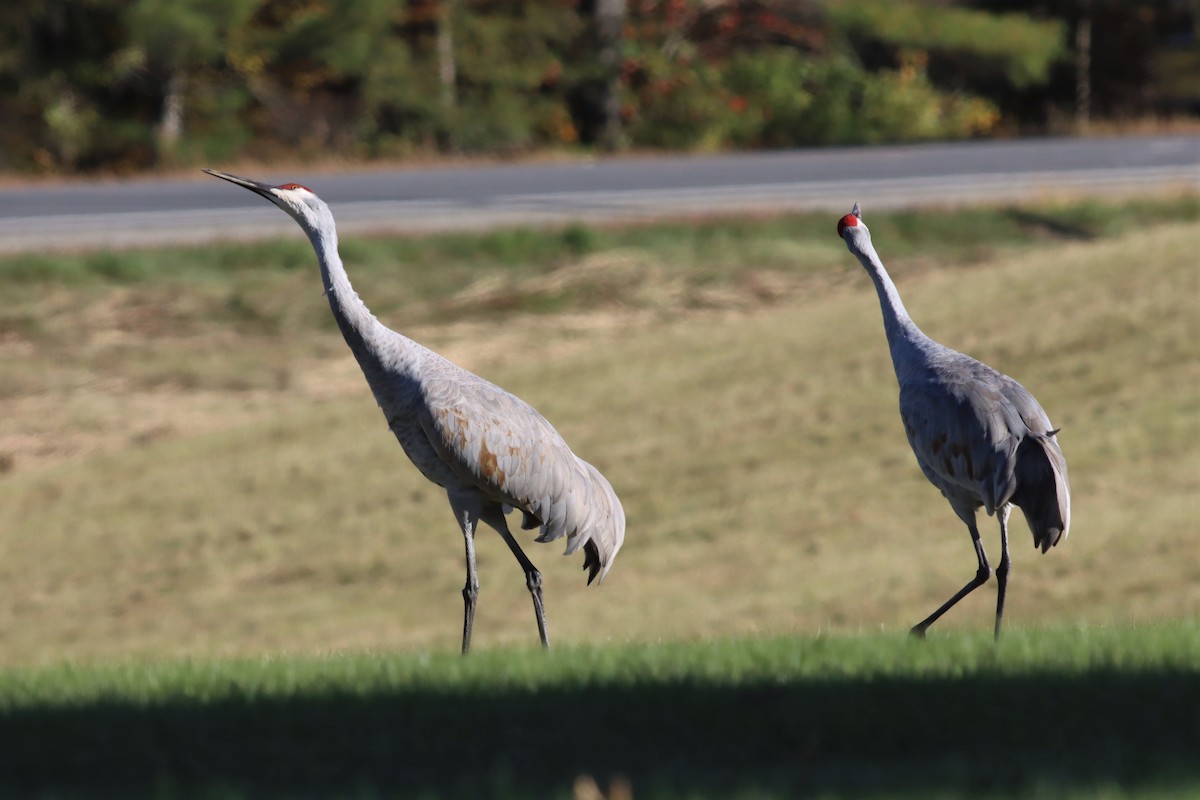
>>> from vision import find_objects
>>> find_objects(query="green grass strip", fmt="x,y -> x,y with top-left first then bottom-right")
0,623 -> 1196,798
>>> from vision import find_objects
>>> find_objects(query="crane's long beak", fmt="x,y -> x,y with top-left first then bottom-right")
851,201 -> 861,219
202,168 -> 277,203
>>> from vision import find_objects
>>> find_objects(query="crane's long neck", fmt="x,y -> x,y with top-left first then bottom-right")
851,238 -> 929,371
305,221 -> 423,382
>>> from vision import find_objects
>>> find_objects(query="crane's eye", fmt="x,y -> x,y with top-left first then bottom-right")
278,183 -> 310,192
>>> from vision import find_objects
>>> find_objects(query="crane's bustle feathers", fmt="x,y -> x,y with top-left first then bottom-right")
1011,431 -> 1071,553
415,359 -> 624,583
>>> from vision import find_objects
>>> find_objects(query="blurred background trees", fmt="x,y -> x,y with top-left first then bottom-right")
0,0 -> 1194,174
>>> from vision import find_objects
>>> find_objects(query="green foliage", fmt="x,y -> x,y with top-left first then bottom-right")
623,36 -> 734,150
723,49 -> 999,147
723,50 -> 849,146
0,1 -> 1151,172
624,42 -> 1001,151
0,3 -> 132,170
125,0 -> 250,66
170,80 -> 256,163
222,0 -> 406,156
828,0 -> 1066,87
453,3 -> 582,150
859,56 -> 1000,142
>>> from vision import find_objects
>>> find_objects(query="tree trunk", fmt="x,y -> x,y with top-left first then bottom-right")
158,69 -> 185,152
437,0 -> 459,152
594,0 -> 625,152
1075,0 -> 1091,134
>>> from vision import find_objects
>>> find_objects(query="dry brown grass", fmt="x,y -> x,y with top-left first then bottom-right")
0,216 -> 1196,666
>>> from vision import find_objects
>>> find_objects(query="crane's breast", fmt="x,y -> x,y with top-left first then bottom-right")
899,375 -> 1017,511
388,414 -> 461,489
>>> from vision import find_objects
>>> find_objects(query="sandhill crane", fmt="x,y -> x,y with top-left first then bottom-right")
837,203 -> 1070,639
204,169 -> 625,654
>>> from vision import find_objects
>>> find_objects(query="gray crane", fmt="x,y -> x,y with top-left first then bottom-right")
837,203 -> 1070,639
204,169 -> 625,654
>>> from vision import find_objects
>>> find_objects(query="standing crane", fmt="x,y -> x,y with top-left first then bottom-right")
837,203 -> 1070,639
204,169 -> 625,654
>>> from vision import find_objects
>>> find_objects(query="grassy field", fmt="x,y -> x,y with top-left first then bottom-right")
0,623 -> 1197,798
0,194 -> 1197,794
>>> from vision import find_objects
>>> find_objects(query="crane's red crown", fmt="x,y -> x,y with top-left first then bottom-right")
277,182 -> 311,192
837,212 -> 860,238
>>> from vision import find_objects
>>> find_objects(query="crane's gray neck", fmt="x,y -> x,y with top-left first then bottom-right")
851,238 -> 929,368
305,221 -> 421,379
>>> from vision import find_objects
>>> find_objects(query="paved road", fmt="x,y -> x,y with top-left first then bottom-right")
0,134 -> 1196,252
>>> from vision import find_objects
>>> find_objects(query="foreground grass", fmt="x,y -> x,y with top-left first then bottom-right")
1,623 -> 1197,799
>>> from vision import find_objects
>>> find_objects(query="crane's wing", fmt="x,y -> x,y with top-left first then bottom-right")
416,361 -> 625,580
899,355 -> 1049,516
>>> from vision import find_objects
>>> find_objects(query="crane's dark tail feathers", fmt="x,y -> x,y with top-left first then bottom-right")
523,457 -> 625,586
1011,430 -> 1071,553
583,540 -> 603,585
525,510 -> 604,584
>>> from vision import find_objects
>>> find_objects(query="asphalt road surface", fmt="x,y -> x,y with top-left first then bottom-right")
0,134 -> 1196,253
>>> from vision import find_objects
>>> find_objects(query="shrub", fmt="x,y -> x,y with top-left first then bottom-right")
719,48 -> 999,149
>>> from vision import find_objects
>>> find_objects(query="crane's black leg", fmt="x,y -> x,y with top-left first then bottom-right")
457,508 -> 481,655
911,521 -> 992,639
484,507 -> 549,649
993,506 -> 1013,640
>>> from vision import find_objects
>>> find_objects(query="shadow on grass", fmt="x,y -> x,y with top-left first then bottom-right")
1,667 -> 1197,798
1004,209 -> 1100,241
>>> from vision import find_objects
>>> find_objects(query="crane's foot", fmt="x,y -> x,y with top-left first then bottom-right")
909,624 -> 928,640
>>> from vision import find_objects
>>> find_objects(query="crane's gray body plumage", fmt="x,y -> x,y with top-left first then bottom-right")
839,203 -> 1069,638
897,341 -> 1068,554
205,170 -> 624,652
